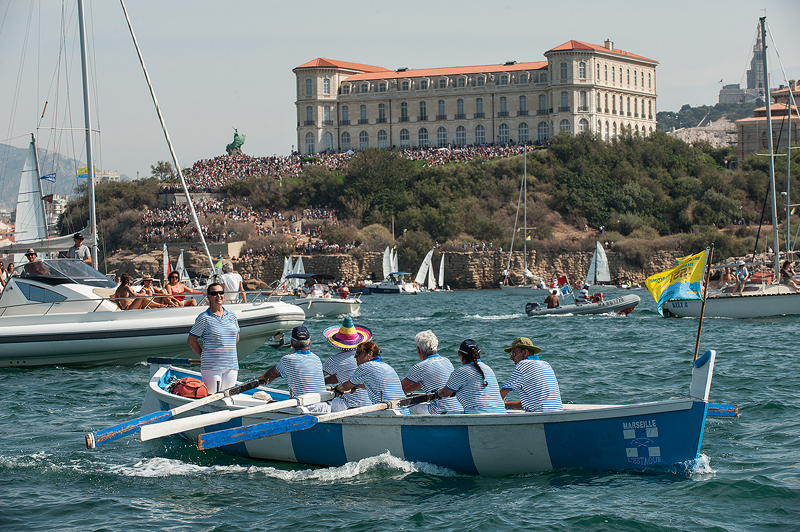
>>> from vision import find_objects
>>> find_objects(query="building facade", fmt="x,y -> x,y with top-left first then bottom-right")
736,80 -> 799,160
294,40 -> 658,154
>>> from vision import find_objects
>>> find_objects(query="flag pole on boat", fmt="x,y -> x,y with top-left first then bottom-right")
119,0 -> 216,273
693,246 -> 713,362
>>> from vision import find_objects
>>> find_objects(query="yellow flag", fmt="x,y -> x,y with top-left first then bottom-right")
644,249 -> 707,315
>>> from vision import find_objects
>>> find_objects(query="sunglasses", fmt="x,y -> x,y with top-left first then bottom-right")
208,291 -> 225,296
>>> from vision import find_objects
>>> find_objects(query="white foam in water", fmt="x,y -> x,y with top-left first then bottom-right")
691,453 -> 715,476
0,451 -> 52,468
109,457 -> 252,478
469,313 -> 522,320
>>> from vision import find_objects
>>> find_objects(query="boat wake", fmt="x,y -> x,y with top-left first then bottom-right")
104,452 -> 462,480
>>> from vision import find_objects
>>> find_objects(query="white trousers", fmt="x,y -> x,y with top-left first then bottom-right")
201,369 -> 238,394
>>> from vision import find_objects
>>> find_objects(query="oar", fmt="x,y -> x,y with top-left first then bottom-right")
197,393 -> 436,450
140,390 -> 336,442
85,378 -> 259,449
707,403 -> 738,417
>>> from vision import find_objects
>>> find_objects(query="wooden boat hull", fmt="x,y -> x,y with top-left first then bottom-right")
141,352 -> 715,476
526,294 -> 640,316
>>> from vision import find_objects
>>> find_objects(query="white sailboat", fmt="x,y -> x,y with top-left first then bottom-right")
584,241 -> 611,289
500,146 -> 549,296
382,246 -> 392,280
437,253 -> 447,290
414,248 -> 437,291
0,0 -> 304,367
663,17 -> 800,319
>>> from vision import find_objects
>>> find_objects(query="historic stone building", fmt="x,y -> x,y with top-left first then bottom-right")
293,40 -> 658,154
735,80 -> 799,160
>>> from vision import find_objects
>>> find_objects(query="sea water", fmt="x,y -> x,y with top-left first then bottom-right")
1,289 -> 798,531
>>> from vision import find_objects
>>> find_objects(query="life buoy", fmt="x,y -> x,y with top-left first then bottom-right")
592,293 -> 604,303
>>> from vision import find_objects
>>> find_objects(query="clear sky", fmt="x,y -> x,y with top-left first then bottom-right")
1,0 -> 798,186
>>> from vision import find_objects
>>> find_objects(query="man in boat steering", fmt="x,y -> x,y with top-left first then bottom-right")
500,337 -> 563,413
257,326 -> 330,413
544,289 -> 560,309
67,233 -> 91,265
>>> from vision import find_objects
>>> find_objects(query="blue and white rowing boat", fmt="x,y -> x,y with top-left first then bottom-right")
140,350 -> 717,476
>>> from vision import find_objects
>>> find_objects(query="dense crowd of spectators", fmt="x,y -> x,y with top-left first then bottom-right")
158,144 -> 543,193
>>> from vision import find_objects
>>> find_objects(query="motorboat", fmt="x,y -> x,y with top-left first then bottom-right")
0,259 -> 305,367
134,349 -> 718,476
526,293 -> 641,316
370,272 -> 419,294
286,273 -> 361,317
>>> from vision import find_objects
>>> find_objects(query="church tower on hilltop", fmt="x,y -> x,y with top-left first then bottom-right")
745,21 -> 765,96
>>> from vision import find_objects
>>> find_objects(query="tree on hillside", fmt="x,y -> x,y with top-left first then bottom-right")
151,161 -> 175,180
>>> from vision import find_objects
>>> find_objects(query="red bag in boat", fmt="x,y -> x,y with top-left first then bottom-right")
170,377 -> 208,398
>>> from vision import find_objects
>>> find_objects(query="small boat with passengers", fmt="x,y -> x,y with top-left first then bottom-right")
132,349 -> 718,476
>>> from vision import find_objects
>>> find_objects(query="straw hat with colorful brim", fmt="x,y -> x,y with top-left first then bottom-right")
503,337 -> 543,354
323,316 -> 372,349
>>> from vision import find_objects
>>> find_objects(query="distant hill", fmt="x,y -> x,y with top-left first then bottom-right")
656,102 -> 757,132
0,142 -> 88,211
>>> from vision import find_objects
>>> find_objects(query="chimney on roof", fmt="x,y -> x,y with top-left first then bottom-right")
791,80 -> 797,91
604,39 -> 614,51
396,67 -> 408,72
505,61 -> 516,66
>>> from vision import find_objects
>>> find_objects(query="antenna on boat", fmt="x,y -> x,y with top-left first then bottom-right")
119,0 -> 216,273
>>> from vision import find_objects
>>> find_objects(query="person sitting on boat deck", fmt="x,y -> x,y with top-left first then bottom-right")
300,281 -> 312,297
499,337 -> 563,413
220,262 -> 246,304
401,330 -> 461,415
334,341 -> 409,415
164,271 -> 201,307
139,273 -> 180,307
257,326 -> 330,413
575,284 -> 591,305
537,278 -> 546,290
715,267 -> 735,291
434,339 -> 506,415
113,273 -> 166,310
67,232 -> 91,265
22,249 -> 49,276
322,317 -> 372,412
733,260 -> 749,296
781,261 -> 800,291
188,282 -> 239,394
544,289 -> 560,309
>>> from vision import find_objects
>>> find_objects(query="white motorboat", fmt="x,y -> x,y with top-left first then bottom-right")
370,272 -> 419,294
286,273 -> 361,317
0,259 -> 305,367
526,293 -> 640,316
500,146 -> 548,296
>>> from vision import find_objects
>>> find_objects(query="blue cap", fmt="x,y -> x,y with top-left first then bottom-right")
458,339 -> 480,355
291,326 -> 310,341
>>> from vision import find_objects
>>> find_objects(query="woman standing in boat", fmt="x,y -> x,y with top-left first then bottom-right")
435,339 -> 506,414
188,282 -> 240,393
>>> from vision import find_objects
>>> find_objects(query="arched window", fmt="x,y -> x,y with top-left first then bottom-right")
518,123 -> 529,143
498,123 -> 510,144
322,132 -> 333,152
537,122 -> 548,141
377,130 -> 387,148
305,79 -> 312,96
475,125 -> 486,144
359,131 -> 369,149
456,126 -> 466,146
341,132 -> 351,151
437,126 -> 448,147
560,119 -> 571,133
305,132 -> 315,154
418,128 -> 429,147
578,118 -> 589,132
399,128 -> 410,147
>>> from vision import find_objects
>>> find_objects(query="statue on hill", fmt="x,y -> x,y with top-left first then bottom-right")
226,128 -> 246,156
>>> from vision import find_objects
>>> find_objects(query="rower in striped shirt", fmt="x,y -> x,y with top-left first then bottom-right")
258,326 -> 330,413
500,337 -> 563,413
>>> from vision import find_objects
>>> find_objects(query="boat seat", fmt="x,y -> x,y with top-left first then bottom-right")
93,288 -> 116,299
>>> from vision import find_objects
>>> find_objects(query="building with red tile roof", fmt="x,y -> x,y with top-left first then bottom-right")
293,39 -> 658,154
735,80 -> 799,160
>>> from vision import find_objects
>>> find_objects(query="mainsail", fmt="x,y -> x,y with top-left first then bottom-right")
415,248 -> 435,285
438,253 -> 445,289
14,136 -> 48,244
585,241 -> 611,285
382,247 -> 392,278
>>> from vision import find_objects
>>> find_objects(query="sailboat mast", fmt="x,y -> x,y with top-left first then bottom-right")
523,145 -> 527,285
77,0 -> 98,269
761,17 -> 780,277
119,0 -> 216,273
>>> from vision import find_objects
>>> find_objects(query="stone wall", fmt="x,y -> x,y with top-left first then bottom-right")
104,249 -> 686,288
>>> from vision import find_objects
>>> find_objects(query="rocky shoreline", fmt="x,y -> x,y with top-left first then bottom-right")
103,249 -> 690,290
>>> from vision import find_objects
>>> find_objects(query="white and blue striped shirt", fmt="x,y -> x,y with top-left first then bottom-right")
405,354 -> 461,414
323,348 -> 370,407
275,350 -> 327,396
502,356 -> 563,412
444,360 -> 506,414
349,358 -> 408,414
189,308 -> 239,371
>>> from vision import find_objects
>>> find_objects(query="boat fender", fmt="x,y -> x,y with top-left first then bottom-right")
169,377 -> 209,399
592,293 -> 604,303
525,302 -> 540,313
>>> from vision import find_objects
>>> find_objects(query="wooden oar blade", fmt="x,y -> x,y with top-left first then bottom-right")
707,403 -> 738,417
86,410 -> 172,449
198,415 -> 318,450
